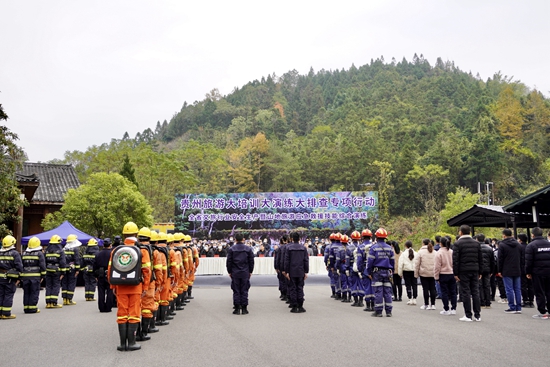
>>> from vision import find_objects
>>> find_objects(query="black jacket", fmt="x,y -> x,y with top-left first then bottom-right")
480,243 -> 495,274
284,242 -> 309,277
226,242 -> 254,278
525,236 -> 550,276
498,237 -> 523,277
453,236 -> 483,275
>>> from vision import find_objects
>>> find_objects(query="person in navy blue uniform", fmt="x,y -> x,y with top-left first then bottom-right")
329,233 -> 343,300
45,234 -> 67,308
366,228 -> 395,317
324,234 -> 335,298
274,236 -> 289,302
360,229 -> 375,311
0,235 -> 24,319
94,238 -> 114,313
348,231 -> 363,307
21,236 -> 46,314
283,232 -> 309,313
336,235 -> 351,303
61,234 -> 81,306
226,233 -> 254,315
82,238 -> 99,301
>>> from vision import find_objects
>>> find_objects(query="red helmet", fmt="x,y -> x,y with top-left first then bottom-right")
361,229 -> 372,237
341,235 -> 349,243
334,233 -> 342,241
375,228 -> 388,239
351,231 -> 361,240
329,233 -> 336,240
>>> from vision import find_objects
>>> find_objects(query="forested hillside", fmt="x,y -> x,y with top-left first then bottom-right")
51,55 -> 550,239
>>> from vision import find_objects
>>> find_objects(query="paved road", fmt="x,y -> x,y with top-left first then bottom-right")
2,276 -> 549,367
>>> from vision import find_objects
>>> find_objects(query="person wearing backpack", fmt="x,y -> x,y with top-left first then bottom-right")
108,222 -> 151,352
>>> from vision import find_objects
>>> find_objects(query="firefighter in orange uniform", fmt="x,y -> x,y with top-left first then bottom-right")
188,236 -> 199,300
108,222 -> 151,352
154,232 -> 172,325
148,231 -> 163,333
166,234 -> 179,317
173,233 -> 186,310
136,227 -> 154,342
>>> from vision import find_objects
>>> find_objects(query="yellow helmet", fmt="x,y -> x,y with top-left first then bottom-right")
167,234 -> 174,243
150,231 -> 159,242
2,235 -> 16,248
176,233 -> 185,241
88,238 -> 98,245
67,234 -> 78,242
138,227 -> 151,238
159,232 -> 167,242
184,235 -> 192,243
49,234 -> 62,244
122,221 -> 139,234
28,236 -> 41,249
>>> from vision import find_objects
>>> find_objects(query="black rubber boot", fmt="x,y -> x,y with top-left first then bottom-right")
117,323 -> 127,351
139,318 -> 151,341
149,312 -> 160,333
330,287 -> 336,298
358,298 -> 364,307
169,301 -> 176,316
156,305 -> 170,326
351,295 -> 359,307
233,305 -> 241,315
335,293 -> 342,300
127,323 -> 142,351
176,295 -> 185,310
298,303 -> 306,313
187,286 -> 194,299
241,305 -> 249,315
290,305 -> 299,313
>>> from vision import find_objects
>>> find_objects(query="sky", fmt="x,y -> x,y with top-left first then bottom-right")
1,0 -> 549,162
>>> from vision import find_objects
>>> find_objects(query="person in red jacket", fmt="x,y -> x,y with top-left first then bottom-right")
108,222 -> 151,352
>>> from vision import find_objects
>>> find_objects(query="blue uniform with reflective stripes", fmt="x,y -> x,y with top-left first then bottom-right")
21,248 -> 46,313
45,244 -> 67,305
367,240 -> 395,314
0,247 -> 23,317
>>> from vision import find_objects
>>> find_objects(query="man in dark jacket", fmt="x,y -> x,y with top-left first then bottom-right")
518,233 -> 534,308
283,232 -> 309,313
525,227 -> 550,319
453,225 -> 483,322
478,234 -> 495,308
226,233 -> 254,315
94,238 -> 114,313
498,229 -> 523,314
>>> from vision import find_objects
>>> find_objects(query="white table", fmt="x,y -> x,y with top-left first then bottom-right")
195,256 -> 327,276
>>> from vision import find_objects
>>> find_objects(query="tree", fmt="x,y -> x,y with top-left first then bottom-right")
0,104 -> 27,238
42,173 -> 153,238
438,187 -> 480,234
371,161 -> 394,224
119,153 -> 138,188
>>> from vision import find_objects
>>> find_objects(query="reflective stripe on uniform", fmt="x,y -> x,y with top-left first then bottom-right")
22,255 -> 40,260
21,273 -> 41,277
0,256 -> 14,260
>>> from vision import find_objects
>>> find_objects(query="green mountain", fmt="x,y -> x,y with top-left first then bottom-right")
55,55 -> 550,224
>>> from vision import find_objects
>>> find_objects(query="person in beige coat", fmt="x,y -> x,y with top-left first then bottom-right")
415,238 -> 437,310
398,241 -> 419,305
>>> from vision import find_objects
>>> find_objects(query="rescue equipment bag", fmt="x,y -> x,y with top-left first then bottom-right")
109,245 -> 142,285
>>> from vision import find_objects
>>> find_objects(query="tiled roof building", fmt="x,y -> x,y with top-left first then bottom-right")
13,163 -> 80,249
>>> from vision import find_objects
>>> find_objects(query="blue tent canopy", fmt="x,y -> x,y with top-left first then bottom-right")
21,221 -> 95,245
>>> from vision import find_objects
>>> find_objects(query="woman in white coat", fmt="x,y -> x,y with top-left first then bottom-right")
415,238 -> 437,310
398,241 -> 418,305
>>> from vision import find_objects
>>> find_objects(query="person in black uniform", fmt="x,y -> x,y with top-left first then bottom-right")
45,234 -> 67,309
284,232 -> 309,313
94,238 -> 114,313
21,236 -> 46,313
226,233 -> 254,315
0,235 -> 24,319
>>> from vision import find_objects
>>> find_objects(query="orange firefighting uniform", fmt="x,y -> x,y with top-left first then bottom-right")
108,238 -> 151,324
140,241 -> 156,320
155,243 -> 171,306
152,246 -> 165,312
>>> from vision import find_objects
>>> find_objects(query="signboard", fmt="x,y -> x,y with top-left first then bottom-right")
175,191 -> 377,232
